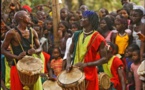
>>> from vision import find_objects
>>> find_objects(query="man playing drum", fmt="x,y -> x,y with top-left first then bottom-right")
66,10 -> 110,90
1,10 -> 43,90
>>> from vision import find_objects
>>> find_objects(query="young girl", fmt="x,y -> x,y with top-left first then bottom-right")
43,18 -> 54,54
130,50 -> 142,90
129,9 -> 145,60
111,15 -> 132,57
102,42 -> 126,90
98,17 -> 114,42
57,21 -> 70,57
48,47 -> 63,78
117,8 -> 132,30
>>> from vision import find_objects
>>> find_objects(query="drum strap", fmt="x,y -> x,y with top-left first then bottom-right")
78,31 -> 99,63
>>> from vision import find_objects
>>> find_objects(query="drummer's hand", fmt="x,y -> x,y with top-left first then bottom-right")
17,51 -> 26,60
74,62 -> 87,71
27,48 -> 36,55
66,64 -> 73,72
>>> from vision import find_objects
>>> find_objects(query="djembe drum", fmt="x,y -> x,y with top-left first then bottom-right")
98,72 -> 111,90
57,67 -> 85,90
43,80 -> 62,90
17,56 -> 43,87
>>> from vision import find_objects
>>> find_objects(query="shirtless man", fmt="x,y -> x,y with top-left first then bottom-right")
1,10 -> 42,90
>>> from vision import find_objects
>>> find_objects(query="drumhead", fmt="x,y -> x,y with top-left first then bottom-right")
17,56 -> 43,75
58,67 -> 83,85
99,73 -> 110,89
43,80 -> 62,90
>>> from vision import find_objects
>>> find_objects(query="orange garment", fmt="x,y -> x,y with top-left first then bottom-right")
115,33 -> 129,54
50,58 -> 63,76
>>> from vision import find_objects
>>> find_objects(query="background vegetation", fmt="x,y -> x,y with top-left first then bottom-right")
2,0 -> 144,13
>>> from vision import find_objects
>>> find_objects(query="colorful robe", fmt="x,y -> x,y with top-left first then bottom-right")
73,30 -> 106,90
103,56 -> 124,90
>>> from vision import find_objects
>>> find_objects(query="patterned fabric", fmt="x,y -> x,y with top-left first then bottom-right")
50,58 -> 63,76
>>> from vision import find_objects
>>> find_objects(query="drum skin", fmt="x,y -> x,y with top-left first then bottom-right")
57,67 -> 86,90
43,80 -> 62,90
99,72 -> 111,90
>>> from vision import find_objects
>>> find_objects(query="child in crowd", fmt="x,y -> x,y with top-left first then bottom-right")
60,8 -> 69,21
98,17 -> 114,42
130,50 -> 142,90
57,21 -> 70,57
48,47 -> 63,78
76,10 -> 82,20
67,13 -> 79,28
43,18 -> 54,53
102,42 -> 126,90
111,15 -> 132,57
117,8 -> 132,30
98,8 -> 109,19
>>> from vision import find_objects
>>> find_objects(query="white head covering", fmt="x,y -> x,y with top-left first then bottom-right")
133,5 -> 145,15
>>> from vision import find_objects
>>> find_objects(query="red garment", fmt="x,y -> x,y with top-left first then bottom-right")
42,52 -> 50,73
110,57 -> 125,90
83,31 -> 106,90
10,66 -> 23,90
22,5 -> 32,13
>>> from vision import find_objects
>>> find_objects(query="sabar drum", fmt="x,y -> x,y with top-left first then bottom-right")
43,80 -> 62,90
57,67 -> 85,90
17,55 -> 43,86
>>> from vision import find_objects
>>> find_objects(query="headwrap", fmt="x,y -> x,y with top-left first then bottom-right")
22,5 -> 32,13
82,10 -> 99,30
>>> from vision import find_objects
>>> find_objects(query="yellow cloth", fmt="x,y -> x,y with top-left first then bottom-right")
115,33 -> 129,54
103,56 -> 115,78
32,52 -> 45,90
4,58 -> 10,89
74,32 -> 94,64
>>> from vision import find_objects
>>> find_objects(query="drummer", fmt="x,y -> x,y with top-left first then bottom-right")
66,10 -> 111,90
1,10 -> 43,90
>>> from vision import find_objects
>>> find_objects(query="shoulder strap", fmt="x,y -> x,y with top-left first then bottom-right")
29,27 -> 33,48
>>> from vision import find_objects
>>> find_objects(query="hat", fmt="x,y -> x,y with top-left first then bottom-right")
133,5 -> 145,15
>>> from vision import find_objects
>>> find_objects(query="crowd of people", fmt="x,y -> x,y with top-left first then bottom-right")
1,0 -> 145,90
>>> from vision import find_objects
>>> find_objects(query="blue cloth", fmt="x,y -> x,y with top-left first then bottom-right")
1,54 -> 5,80
126,58 -> 132,71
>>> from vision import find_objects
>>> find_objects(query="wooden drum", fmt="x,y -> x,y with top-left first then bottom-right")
57,67 -> 85,90
99,72 -> 111,90
43,80 -> 62,90
17,56 -> 43,86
